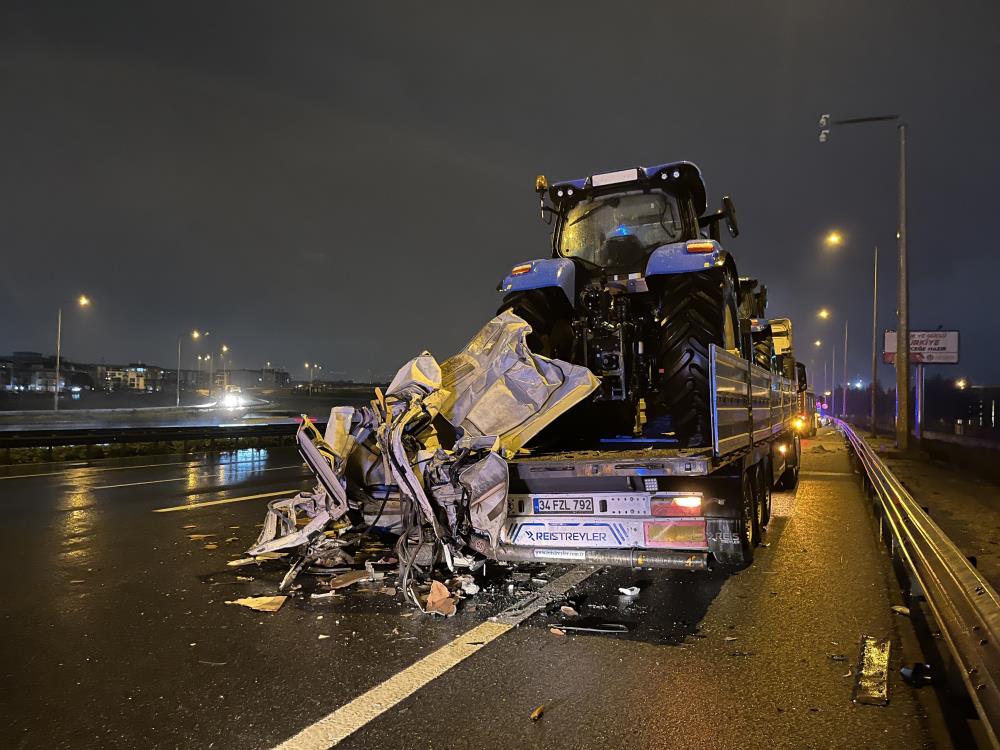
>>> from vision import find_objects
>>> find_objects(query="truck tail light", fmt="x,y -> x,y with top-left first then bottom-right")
511,263 -> 533,276
686,241 -> 715,253
651,495 -> 702,517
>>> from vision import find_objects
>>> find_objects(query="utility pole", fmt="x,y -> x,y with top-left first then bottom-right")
871,247 -> 879,437
176,336 -> 182,407
842,320 -> 848,419
896,123 -> 910,449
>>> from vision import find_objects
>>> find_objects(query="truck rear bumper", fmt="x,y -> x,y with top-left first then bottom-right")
468,535 -> 709,569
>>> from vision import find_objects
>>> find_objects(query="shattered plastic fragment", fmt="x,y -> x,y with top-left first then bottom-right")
225,596 -> 287,613
188,534 -> 214,540
890,605 -> 910,617
549,627 -> 566,637
529,705 -> 546,722
560,605 -> 579,618
618,586 -> 640,596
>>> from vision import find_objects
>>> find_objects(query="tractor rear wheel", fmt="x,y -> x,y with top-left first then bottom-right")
651,268 -> 740,448
497,289 -> 574,360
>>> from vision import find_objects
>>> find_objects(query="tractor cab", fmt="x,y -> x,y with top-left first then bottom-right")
536,162 -> 735,276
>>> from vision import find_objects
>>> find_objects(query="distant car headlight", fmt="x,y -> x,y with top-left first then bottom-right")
222,393 -> 242,408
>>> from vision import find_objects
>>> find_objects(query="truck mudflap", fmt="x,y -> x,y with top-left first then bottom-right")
706,518 -> 745,566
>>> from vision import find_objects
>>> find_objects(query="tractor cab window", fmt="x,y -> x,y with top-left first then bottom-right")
558,191 -> 684,269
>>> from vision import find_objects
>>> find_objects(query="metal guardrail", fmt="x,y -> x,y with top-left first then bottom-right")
837,419 -> 1000,747
0,421 -> 327,449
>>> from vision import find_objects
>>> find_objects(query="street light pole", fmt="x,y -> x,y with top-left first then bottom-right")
831,344 -> 836,416
176,336 -> 182,407
54,307 -> 62,412
818,113 -> 909,448
896,123 -> 910,449
842,319 -> 848,419
871,246 -> 879,436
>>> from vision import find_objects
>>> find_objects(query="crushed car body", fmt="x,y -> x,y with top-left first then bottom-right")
247,311 -> 599,606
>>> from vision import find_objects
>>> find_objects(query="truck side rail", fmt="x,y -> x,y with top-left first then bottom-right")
838,419 -> 1000,747
710,345 -> 797,458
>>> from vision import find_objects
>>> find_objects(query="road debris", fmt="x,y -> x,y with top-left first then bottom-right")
618,586 -> 640,597
203,543 -> 218,550
560,605 -> 579,618
558,623 -> 629,634
549,627 -> 566,637
890,604 -> 910,617
188,534 -> 214,541
425,580 -> 457,617
225,595 -> 287,613
900,662 -> 932,686
852,635 -> 891,706
530,705 -> 546,722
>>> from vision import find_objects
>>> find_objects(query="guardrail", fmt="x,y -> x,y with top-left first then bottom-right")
837,419 -> 1000,747
0,421 -> 327,450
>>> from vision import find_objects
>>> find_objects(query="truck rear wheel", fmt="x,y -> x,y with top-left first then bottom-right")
652,268 -> 739,448
758,458 -> 772,527
726,472 -> 757,570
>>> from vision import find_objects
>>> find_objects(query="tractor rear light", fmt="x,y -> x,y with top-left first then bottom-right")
686,241 -> 715,253
651,495 -> 703,517
511,263 -> 533,276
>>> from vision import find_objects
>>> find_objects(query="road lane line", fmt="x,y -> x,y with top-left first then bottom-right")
94,464 -> 304,490
270,566 -> 598,750
152,489 -> 298,513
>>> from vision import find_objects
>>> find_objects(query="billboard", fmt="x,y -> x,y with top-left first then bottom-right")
883,330 -> 959,364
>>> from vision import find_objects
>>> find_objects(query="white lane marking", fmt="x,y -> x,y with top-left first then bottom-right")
0,456 -> 297,481
152,489 -> 298,513
270,566 -> 598,750
93,464 -> 304,490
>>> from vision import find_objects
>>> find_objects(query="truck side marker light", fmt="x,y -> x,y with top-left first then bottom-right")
511,263 -> 532,276
673,495 -> 701,508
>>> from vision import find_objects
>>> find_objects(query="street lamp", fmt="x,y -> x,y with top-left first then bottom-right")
818,112 -> 909,449
304,362 -> 322,396
818,309 -> 830,320
824,231 -> 843,248
814,340 -> 822,347
176,329 -> 204,407
956,378 -> 967,390
54,295 -> 92,411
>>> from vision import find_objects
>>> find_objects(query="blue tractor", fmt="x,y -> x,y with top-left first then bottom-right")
498,161 -> 761,448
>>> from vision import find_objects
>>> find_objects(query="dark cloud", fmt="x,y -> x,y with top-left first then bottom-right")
2,1 -> 998,386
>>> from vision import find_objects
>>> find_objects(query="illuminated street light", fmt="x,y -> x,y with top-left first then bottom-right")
177,329 -> 207,407
54,294 -> 93,411
814,340 -> 822,347
956,378 -> 968,390
824,231 -> 843,248
305,362 -> 322,396
818,308 -> 830,319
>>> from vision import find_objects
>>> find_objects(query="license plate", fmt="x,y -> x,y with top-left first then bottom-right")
533,497 -> 593,514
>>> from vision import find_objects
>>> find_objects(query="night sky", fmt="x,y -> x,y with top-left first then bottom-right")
2,2 -> 998,387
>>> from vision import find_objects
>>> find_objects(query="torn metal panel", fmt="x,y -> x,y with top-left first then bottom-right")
461,451 -> 508,548
439,311 -> 600,452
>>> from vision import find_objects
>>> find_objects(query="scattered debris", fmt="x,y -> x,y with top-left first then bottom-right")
198,660 -> 227,666
900,662 -> 932,687
226,552 -> 286,567
618,586 -> 640,597
558,623 -> 628,634
329,570 -> 375,590
318,634 -> 331,640
69,579 -> 85,584
549,627 -> 566,637
188,534 -> 214,541
426,580 -> 457,617
560,605 -> 579,618
182,524 -> 197,530
225,595 -> 287,613
852,635 -> 891,706
530,705 -> 546,722
235,575 -> 255,582
890,605 -> 910,617
724,636 -> 738,642
224,537 -> 239,543
203,544 -> 218,550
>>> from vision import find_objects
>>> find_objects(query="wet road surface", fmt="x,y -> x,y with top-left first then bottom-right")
0,430 -> 951,749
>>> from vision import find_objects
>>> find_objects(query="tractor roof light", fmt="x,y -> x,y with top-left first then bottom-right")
511,263 -> 533,276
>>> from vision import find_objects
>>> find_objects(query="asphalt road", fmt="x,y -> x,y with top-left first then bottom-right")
0,430 -> 953,749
